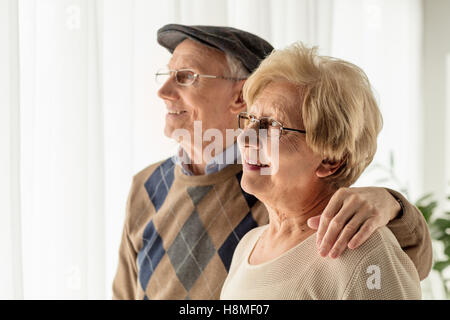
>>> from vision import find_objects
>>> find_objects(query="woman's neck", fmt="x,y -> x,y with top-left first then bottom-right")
265,188 -> 335,239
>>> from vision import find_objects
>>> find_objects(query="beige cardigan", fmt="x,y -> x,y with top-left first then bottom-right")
220,225 -> 421,300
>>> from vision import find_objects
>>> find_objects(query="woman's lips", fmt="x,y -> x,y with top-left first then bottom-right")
243,160 -> 270,171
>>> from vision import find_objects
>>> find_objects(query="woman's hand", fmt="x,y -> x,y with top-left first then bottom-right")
307,187 -> 402,259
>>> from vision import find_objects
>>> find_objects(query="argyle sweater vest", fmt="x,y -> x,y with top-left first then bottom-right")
113,158 -> 269,300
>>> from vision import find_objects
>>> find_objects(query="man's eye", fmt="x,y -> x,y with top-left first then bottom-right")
178,71 -> 195,82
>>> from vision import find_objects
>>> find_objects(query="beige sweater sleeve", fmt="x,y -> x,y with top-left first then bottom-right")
112,221 -> 138,300
112,180 -> 139,300
342,243 -> 422,300
385,188 -> 433,280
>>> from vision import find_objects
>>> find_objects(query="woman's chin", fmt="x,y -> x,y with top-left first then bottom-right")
241,174 -> 268,198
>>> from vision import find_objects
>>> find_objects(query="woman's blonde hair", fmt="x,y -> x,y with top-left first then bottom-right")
243,42 -> 383,188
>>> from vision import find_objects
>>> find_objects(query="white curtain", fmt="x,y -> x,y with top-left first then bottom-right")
2,0 -> 443,299
340,0 -> 424,202
17,0 -> 106,299
0,0 -> 23,300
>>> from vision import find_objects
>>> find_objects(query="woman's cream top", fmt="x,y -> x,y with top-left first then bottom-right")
220,225 -> 421,300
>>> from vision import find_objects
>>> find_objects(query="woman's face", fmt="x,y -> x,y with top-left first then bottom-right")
238,81 -> 328,210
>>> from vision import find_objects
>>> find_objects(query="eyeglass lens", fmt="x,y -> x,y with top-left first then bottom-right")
238,114 -> 281,136
156,70 -> 196,85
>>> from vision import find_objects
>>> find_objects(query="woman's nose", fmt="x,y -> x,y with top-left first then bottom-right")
237,127 -> 260,149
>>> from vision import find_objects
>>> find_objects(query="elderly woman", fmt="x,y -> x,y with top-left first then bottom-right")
220,43 -> 421,300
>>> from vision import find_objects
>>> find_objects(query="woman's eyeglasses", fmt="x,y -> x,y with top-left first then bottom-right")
238,112 -> 306,138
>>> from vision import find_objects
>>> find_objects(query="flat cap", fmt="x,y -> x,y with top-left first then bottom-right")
157,24 -> 274,73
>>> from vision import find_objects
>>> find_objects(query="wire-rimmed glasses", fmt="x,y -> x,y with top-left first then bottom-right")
238,111 -> 307,138
155,69 -> 247,86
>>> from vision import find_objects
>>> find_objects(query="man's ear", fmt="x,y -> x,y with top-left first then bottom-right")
229,80 -> 247,114
316,158 -> 345,178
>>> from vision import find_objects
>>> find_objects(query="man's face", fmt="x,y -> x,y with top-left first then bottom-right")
157,39 -> 241,145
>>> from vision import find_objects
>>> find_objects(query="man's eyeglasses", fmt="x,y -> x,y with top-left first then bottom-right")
238,112 -> 307,138
155,69 -> 247,86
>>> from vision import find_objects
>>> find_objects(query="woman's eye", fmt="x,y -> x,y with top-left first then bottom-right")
269,121 -> 282,129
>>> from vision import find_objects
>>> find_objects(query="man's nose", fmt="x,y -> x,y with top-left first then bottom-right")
157,76 -> 179,101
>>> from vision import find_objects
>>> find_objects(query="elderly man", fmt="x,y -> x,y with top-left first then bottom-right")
112,24 -> 431,300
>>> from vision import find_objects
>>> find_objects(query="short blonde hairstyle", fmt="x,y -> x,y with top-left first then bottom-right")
243,42 -> 383,188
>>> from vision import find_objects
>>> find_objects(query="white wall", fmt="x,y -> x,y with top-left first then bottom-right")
423,0 -> 450,212
338,0 -> 424,203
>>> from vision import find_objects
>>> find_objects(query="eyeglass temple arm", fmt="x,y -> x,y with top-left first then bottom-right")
238,114 -> 306,134
283,127 -> 307,134
198,74 -> 247,81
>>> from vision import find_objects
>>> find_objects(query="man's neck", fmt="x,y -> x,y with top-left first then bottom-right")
179,140 -> 238,176
188,162 -> 207,175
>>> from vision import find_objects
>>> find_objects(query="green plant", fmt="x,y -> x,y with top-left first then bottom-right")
369,151 -> 450,298
417,194 -> 450,298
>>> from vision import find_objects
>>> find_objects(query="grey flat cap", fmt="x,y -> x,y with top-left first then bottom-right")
157,24 -> 274,73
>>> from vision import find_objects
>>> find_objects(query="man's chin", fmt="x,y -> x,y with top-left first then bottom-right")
164,125 -> 190,143
163,126 -> 172,139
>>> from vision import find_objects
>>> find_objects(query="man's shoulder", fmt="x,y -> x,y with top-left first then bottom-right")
125,158 -> 175,228
132,158 -> 174,188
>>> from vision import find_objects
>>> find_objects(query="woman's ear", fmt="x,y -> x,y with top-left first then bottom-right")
316,158 -> 345,178
229,80 -> 247,114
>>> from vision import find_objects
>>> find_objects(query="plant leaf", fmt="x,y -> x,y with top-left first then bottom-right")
433,260 -> 450,272
445,245 -> 450,257
390,151 -> 394,169
434,218 -> 450,229
415,193 -> 434,204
